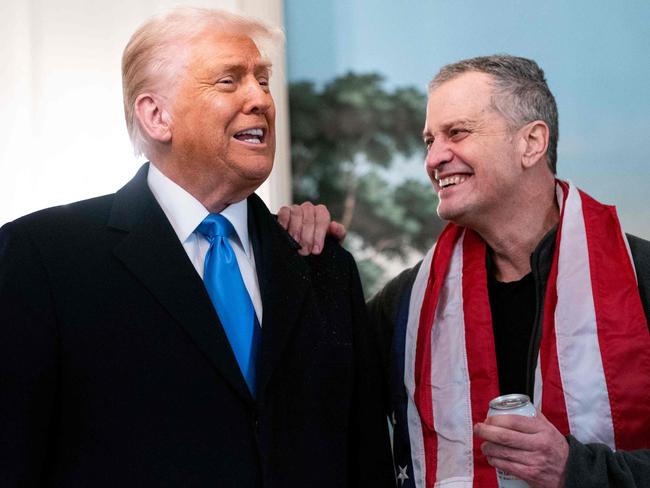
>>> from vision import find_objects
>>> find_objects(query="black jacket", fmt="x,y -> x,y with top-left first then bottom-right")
368,229 -> 650,488
0,164 -> 395,487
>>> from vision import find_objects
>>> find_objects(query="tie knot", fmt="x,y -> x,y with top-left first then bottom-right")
197,214 -> 235,239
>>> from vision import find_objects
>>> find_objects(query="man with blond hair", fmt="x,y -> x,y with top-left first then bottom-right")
282,55 -> 650,487
0,8 -> 394,487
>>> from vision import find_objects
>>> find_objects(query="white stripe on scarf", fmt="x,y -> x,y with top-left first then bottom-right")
553,182 -> 615,447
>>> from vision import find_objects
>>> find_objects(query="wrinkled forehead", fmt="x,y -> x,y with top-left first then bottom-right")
426,72 -> 496,123
146,28 -> 276,99
160,32 -> 272,89
192,25 -> 278,64
185,31 -> 270,65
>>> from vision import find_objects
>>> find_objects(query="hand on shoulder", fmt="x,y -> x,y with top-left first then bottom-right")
277,202 -> 347,256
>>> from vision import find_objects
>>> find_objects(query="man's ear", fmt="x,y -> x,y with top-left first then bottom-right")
134,93 -> 172,144
520,120 -> 549,169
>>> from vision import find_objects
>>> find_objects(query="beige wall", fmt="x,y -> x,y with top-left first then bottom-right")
0,0 -> 291,225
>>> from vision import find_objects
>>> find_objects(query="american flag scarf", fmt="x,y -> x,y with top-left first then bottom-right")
403,180 -> 650,487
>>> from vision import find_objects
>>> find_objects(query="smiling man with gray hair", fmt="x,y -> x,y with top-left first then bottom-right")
0,7 -> 394,487
281,54 -> 650,488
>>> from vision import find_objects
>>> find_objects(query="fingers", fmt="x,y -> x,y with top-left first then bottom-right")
484,455 -> 535,485
483,412 -> 541,434
277,205 -> 291,231
278,203 -> 329,256
474,422 -> 534,451
481,440 -> 533,465
276,203 -> 344,256
287,204 -> 305,244
279,204 -> 308,251
482,436 -> 569,488
277,205 -> 303,242
475,413 -> 570,488
328,221 -> 347,243
297,202 -> 317,256
310,205 -> 332,254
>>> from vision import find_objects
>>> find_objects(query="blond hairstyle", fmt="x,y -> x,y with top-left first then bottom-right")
122,7 -> 283,157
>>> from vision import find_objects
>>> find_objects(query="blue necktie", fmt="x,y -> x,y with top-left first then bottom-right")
197,214 -> 259,395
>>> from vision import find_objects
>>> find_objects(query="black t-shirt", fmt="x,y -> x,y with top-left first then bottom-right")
488,271 -> 536,395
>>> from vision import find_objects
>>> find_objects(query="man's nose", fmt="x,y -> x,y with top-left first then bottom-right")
425,138 -> 453,171
243,80 -> 273,115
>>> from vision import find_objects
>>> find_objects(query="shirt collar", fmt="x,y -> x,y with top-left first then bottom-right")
147,163 -> 251,258
220,196 -> 251,258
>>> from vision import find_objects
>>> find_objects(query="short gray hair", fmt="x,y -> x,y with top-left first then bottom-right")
122,7 -> 283,158
429,55 -> 559,173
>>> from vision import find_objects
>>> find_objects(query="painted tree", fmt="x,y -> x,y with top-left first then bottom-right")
289,72 -> 445,294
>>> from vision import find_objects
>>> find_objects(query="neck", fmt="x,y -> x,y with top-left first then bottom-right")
151,159 -> 251,214
476,180 -> 559,282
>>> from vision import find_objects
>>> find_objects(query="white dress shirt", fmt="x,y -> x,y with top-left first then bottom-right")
147,163 -> 263,324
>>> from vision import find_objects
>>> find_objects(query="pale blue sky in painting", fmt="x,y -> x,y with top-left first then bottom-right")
285,0 -> 650,238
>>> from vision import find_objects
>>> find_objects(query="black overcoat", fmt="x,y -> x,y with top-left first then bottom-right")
0,164 -> 394,487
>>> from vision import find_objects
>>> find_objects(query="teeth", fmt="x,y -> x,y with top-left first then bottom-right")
236,128 -> 263,137
438,175 -> 468,188
234,128 -> 263,144
241,137 -> 261,144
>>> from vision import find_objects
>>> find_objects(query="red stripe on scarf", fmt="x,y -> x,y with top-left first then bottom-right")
415,224 -> 462,486
462,230 -> 500,487
539,182 -> 571,435
580,190 -> 650,449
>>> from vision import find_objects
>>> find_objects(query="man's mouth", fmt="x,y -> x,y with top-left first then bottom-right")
438,174 -> 471,189
233,128 -> 265,144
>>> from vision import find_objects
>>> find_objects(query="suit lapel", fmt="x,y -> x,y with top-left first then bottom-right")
247,194 -> 311,395
108,164 -> 252,403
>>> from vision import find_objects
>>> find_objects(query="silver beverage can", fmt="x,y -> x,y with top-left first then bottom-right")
487,394 -> 536,488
